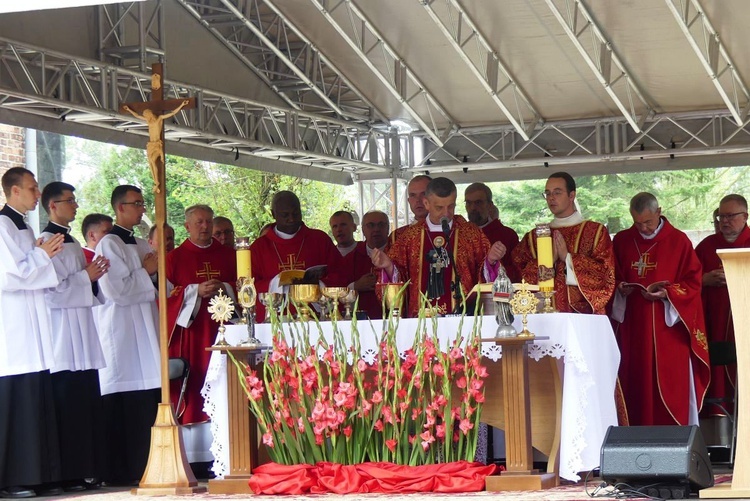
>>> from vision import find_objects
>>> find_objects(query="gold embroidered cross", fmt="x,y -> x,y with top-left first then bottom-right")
196,262 -> 220,280
279,254 -> 305,271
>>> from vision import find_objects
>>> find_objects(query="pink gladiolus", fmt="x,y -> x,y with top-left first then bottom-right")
343,426 -> 352,438
424,414 -> 436,428
262,432 -> 274,447
374,419 -> 384,432
249,388 -> 263,401
436,423 -> 446,439
424,339 -> 437,358
470,379 -> 484,391
382,406 -> 394,424
456,376 -> 467,389
434,394 -> 448,407
357,359 -> 367,372
412,373 -> 422,388
459,418 -> 474,434
450,363 -> 465,372
432,364 -> 445,377
420,430 -> 435,451
397,388 -> 407,399
474,364 -> 489,378
315,433 -> 324,446
270,350 -> 283,363
361,400 -> 372,416
385,439 -> 397,453
333,391 -> 347,408
372,391 -> 383,404
297,417 -> 305,433
311,401 -> 326,420
475,392 -> 486,403
449,347 -> 463,360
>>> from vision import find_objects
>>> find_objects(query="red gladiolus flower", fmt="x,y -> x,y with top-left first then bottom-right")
385,439 -> 397,452
372,391 -> 383,404
436,423 -> 446,439
456,376 -> 467,389
343,426 -> 352,438
262,432 -> 274,447
420,430 -> 435,450
449,347 -> 462,360
357,359 -> 367,372
374,419 -> 384,432
432,364 -> 445,377
459,418 -> 474,434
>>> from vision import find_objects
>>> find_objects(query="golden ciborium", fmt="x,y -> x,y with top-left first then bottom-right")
377,282 -> 405,318
322,286 -> 348,321
289,284 -> 322,321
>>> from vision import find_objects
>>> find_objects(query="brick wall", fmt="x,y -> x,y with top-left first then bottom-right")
0,125 -> 26,205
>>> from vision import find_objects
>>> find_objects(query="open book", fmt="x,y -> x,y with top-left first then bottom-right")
620,280 -> 669,293
278,265 -> 328,285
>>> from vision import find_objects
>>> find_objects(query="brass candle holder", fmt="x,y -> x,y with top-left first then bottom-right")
509,280 -> 538,339
208,289 -> 235,347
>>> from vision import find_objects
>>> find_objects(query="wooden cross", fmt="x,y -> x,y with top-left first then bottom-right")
119,63 -> 195,406
632,252 -> 657,278
196,262 -> 221,281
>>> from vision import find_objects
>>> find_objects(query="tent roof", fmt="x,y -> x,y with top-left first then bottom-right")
1,0 -> 749,184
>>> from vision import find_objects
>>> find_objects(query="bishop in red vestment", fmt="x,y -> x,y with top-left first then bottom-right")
695,194 -> 750,416
465,183 -> 520,282
166,206 -> 236,424
249,191 -> 344,319
373,178 -> 504,318
512,173 -> 615,314
612,193 -> 709,426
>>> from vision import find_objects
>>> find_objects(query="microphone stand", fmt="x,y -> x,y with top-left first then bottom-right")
441,219 -> 463,314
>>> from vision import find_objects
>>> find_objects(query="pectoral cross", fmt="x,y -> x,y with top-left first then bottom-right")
632,252 -> 657,278
279,254 -> 305,271
432,260 -> 444,272
196,262 -> 220,280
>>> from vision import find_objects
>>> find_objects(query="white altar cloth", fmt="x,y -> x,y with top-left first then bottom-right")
201,313 -> 619,482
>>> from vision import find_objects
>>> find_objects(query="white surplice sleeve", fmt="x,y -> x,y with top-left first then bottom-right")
96,236 -> 156,306
41,234 -> 96,309
0,219 -> 58,291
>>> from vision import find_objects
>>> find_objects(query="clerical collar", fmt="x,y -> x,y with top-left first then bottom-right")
426,218 -> 452,232
111,224 -> 137,245
479,219 -> 492,229
639,217 -> 665,240
366,244 -> 386,257
338,241 -> 357,256
550,211 -> 583,228
274,226 -> 299,240
0,204 -> 27,230
188,238 -> 213,249
42,221 -> 74,243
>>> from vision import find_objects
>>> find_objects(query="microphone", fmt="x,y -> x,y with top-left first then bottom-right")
440,216 -> 450,237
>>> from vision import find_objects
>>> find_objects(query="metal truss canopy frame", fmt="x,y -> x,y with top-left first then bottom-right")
0,37 -> 394,179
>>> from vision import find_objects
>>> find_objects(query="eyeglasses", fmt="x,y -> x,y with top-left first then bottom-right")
122,201 -> 148,208
542,189 -> 567,199
53,198 -> 77,205
715,212 -> 747,222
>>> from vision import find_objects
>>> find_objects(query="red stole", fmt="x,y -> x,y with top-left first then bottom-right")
480,219 -> 521,282
612,218 -> 709,426
83,246 -> 95,264
166,239 -> 237,424
695,225 -> 750,414
512,220 -> 615,314
342,242 -> 382,319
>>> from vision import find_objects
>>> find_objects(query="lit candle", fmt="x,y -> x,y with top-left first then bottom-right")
235,237 -> 251,279
535,224 -> 554,290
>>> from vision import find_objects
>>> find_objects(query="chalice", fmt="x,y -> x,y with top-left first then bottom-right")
258,292 -> 283,323
377,282 -> 405,318
289,284 -> 322,321
322,286 -> 348,321
340,289 -> 358,320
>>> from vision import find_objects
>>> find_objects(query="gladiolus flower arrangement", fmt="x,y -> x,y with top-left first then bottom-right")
231,294 -> 489,467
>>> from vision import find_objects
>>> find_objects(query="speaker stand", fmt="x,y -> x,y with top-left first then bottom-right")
483,337 -> 557,491
701,249 -> 750,498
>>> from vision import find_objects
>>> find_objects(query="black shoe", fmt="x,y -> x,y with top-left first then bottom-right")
0,487 -> 36,499
62,481 -> 87,493
82,478 -> 101,490
34,484 -> 63,497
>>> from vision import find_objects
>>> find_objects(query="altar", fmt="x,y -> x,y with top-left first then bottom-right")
202,313 -> 619,485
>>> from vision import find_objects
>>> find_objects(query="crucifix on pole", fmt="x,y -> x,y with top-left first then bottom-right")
119,63 -> 204,495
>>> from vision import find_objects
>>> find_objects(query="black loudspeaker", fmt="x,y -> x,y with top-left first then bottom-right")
600,425 -> 714,496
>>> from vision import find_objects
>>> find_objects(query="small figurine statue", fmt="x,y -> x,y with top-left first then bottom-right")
492,267 -> 517,338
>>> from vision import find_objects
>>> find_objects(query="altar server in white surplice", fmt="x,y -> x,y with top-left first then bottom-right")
40,181 -> 110,491
0,167 -> 65,498
95,184 -> 160,486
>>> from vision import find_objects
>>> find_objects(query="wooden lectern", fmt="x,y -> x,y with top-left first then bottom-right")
701,249 -> 750,498
206,346 -> 263,494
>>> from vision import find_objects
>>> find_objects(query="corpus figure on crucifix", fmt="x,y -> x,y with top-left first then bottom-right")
611,192 -> 709,427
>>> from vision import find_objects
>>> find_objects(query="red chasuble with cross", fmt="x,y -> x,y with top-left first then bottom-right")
166,239 -> 236,424
250,223 -> 344,319
695,225 -> 750,415
612,217 -> 710,426
386,216 -> 490,318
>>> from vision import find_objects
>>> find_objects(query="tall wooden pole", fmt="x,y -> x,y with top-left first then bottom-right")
120,63 -> 205,495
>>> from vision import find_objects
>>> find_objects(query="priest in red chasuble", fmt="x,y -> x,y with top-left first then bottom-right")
166,205 -> 237,425
695,194 -> 749,416
612,192 -> 709,426
250,191 -> 344,319
342,210 -> 390,320
512,172 -> 615,314
372,177 -> 505,318
464,182 -> 520,282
